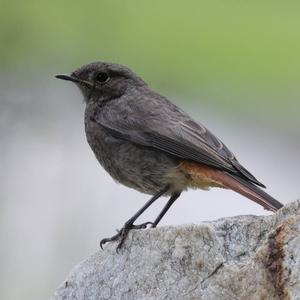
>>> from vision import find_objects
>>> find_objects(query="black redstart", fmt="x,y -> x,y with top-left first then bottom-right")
56,62 -> 283,250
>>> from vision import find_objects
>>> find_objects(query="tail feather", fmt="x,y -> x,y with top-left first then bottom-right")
230,159 -> 266,188
223,172 -> 283,212
179,161 -> 283,212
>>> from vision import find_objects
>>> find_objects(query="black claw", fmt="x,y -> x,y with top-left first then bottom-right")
100,238 -> 109,249
100,231 -> 121,249
100,239 -> 106,250
99,221 -> 153,251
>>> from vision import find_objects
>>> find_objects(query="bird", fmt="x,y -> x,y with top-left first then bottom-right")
56,62 -> 283,251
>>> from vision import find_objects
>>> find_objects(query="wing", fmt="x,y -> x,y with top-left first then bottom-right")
94,92 -> 265,187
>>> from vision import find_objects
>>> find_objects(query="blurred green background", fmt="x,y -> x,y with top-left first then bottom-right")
2,1 -> 300,125
1,1 -> 299,300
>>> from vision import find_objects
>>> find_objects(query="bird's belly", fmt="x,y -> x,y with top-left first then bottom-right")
86,125 -> 179,194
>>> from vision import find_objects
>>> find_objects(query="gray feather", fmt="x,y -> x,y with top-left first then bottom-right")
95,86 -> 264,186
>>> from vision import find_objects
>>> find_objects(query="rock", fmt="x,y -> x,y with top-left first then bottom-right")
52,200 -> 300,300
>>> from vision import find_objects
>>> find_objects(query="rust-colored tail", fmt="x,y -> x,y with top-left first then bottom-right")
220,172 -> 283,212
179,161 -> 283,212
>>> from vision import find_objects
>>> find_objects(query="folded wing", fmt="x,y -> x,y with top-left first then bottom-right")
95,94 -> 265,187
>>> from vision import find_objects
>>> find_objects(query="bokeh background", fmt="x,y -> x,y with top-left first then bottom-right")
1,1 -> 299,299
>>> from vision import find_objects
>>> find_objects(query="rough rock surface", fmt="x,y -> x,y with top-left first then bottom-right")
52,200 -> 300,300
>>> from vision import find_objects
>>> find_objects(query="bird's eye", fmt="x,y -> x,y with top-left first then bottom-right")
95,72 -> 110,83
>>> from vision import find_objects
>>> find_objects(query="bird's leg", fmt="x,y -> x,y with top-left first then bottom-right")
151,192 -> 181,228
100,186 -> 168,251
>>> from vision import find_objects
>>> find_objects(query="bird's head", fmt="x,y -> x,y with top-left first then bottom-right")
56,62 -> 146,103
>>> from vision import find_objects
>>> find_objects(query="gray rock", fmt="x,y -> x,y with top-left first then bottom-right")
52,200 -> 300,300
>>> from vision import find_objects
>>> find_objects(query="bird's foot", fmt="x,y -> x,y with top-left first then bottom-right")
100,221 -> 153,252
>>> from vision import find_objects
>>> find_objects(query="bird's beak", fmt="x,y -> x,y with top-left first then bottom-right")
55,74 -> 81,83
55,74 -> 93,87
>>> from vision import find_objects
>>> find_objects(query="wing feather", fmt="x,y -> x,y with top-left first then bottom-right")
95,92 -> 265,187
